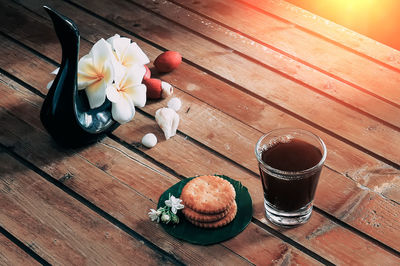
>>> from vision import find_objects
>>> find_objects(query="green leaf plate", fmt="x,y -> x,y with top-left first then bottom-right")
158,175 -> 253,245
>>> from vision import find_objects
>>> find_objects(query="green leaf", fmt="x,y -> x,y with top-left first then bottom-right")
157,175 -> 253,245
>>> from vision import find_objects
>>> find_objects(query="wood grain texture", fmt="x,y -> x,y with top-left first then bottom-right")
0,233 -> 40,266
0,75 -> 319,265
5,0 -> 399,204
59,0 -> 400,164
1,3 -> 399,253
242,0 -> 400,71
169,0 -> 400,106
147,0 -> 400,129
0,152 -> 178,266
1,73 -> 398,264
114,114 -> 400,255
2,0 -> 400,264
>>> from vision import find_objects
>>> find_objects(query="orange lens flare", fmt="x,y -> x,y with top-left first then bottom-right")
286,0 -> 400,50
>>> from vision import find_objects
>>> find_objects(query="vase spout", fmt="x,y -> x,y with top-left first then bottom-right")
44,6 -> 80,51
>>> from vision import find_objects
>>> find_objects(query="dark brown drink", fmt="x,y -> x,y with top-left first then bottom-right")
259,139 -> 322,211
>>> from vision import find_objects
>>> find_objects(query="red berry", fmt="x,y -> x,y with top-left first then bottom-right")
144,79 -> 162,99
154,51 -> 182,73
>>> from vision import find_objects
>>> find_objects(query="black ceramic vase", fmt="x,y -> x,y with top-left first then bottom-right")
40,6 -> 118,147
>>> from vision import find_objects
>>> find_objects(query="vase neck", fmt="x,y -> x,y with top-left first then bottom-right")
44,6 -> 80,66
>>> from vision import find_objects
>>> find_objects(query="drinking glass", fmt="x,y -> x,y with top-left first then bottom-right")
255,128 -> 327,226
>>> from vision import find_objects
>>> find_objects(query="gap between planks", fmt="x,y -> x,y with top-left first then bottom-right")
1,3 -> 398,205
165,0 -> 400,108
2,0 -> 400,210
128,0 -> 400,123
0,144 -> 186,266
1,68 -> 399,263
1,32 -> 399,207
240,0 -> 400,73
7,0 -> 400,171
0,79 -> 323,265
0,224 -> 50,266
3,1 -> 400,260
63,0 -> 400,165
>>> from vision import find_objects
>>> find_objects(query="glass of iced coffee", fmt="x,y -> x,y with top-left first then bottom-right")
255,128 -> 327,227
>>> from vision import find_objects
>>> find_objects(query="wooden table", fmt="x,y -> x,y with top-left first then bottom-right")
1,0 -> 399,265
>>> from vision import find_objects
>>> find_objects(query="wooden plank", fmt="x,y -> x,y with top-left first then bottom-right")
1,1 -> 398,207
87,113 -> 400,261
0,152 -> 179,265
3,2 -> 400,260
4,0 -> 399,204
0,233 -> 40,266
81,141 -> 321,266
1,3 -> 400,250
46,0 -> 400,165
1,73 -> 399,264
168,0 -> 400,106
114,114 -> 400,252
138,0 -> 400,129
0,77 -> 320,265
242,0 -> 400,71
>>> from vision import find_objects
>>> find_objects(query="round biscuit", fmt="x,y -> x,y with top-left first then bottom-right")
182,202 -> 233,223
186,201 -> 237,228
181,175 -> 236,214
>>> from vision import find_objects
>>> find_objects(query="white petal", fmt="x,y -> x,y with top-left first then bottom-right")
155,107 -> 180,140
167,97 -> 182,111
77,54 -> 97,90
113,63 -> 128,84
46,80 -> 53,90
51,68 -> 59,75
111,97 -> 135,124
125,84 -> 147,107
170,110 -> 180,137
105,84 -> 121,103
106,34 -> 120,45
113,37 -> 131,52
91,38 -> 113,72
101,59 -> 115,85
124,65 -> 146,86
85,80 -> 107,109
110,36 -> 131,62
122,42 -> 150,67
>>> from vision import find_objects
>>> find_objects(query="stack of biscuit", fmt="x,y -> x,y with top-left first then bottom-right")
180,175 -> 237,228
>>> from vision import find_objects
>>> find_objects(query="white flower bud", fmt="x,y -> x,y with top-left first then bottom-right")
141,133 -> 157,148
161,81 -> 173,98
167,97 -> 182,111
161,213 -> 170,223
155,107 -> 179,140
171,214 -> 179,224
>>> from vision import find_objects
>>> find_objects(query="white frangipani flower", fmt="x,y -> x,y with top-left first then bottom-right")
47,34 -> 152,125
106,65 -> 146,124
107,34 -> 150,70
77,38 -> 114,109
165,195 -> 184,214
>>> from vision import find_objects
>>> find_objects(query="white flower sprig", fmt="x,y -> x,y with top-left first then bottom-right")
148,194 -> 184,225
